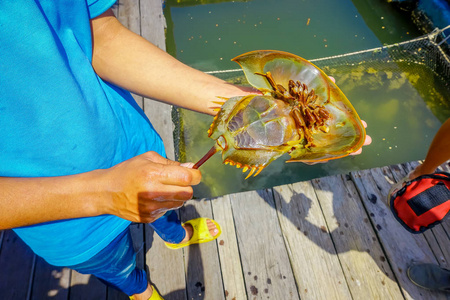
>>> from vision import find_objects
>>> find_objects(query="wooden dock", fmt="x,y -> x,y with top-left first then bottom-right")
1,1 -> 449,299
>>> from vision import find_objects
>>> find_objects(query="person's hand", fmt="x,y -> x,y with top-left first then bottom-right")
99,151 -> 201,223
207,84 -> 262,116
302,76 -> 372,165
301,120 -> 371,165
349,120 -> 372,156
328,76 -> 372,155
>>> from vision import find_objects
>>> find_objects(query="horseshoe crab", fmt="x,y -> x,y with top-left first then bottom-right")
193,50 -> 366,179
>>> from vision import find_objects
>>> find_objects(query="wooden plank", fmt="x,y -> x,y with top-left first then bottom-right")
140,0 -> 175,160
436,161 -> 450,241
312,175 -> 403,299
116,0 -> 141,35
422,226 -> 450,269
140,0 -> 167,50
273,182 -> 352,300
143,99 -> 176,160
231,189 -> 299,300
31,257 -> 70,300
210,195 -> 247,300
114,0 -> 144,109
351,166 -> 447,299
69,271 -> 107,300
106,284 -> 129,299
0,230 -> 35,299
107,287 -> 129,300
180,199 -> 225,300
145,221 -> 187,300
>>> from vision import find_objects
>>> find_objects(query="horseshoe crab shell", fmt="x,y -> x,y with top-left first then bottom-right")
194,50 -> 366,178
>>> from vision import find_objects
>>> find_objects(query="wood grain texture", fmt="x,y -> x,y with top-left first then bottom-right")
230,189 -> 300,300
140,0 -> 175,160
0,230 -> 35,299
31,257 -> 70,300
180,199 -> 225,300
404,161 -> 450,270
351,166 -> 447,299
211,195 -> 247,300
69,271 -> 107,300
145,220 -> 187,300
313,174 -> 403,299
273,182 -> 352,300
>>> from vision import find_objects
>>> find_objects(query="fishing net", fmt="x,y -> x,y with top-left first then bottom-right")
209,26 -> 450,78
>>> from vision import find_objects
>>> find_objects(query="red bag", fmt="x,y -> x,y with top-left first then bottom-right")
390,172 -> 450,233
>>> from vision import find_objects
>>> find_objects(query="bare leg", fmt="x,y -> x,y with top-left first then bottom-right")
410,118 -> 450,180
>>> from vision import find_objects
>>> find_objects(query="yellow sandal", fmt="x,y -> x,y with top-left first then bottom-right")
165,217 -> 222,250
129,284 -> 164,300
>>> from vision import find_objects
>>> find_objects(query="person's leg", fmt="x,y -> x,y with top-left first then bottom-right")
389,118 -> 450,197
68,214 -> 219,299
410,118 -> 450,180
68,228 -> 152,298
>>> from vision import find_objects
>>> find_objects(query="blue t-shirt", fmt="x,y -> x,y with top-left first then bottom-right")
0,0 -> 166,266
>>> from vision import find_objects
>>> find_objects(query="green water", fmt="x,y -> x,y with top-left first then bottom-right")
164,0 -> 450,198
165,0 -> 422,69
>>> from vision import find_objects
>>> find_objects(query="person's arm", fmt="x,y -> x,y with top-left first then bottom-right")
411,118 -> 450,178
90,9 -> 256,116
0,152 -> 201,230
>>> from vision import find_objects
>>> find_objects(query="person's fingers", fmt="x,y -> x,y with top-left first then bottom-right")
349,148 -> 362,156
359,123 -> 372,147
154,164 -> 202,186
105,153 -> 204,222
142,151 -> 181,166
363,134 -> 372,146
180,162 -> 195,168
139,198 -> 186,211
138,184 -> 195,201
135,189 -> 191,222
139,152 -> 202,185
350,134 -> 372,156
347,119 -> 371,156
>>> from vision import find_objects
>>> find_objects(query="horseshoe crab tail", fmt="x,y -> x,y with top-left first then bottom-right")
193,145 -> 219,169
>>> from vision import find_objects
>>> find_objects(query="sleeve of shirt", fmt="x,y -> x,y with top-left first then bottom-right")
87,0 -> 117,18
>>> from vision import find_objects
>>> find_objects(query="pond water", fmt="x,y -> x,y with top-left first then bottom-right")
165,0 -> 422,69
164,0 -> 450,198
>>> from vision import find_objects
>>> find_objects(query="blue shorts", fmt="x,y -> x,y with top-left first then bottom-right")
69,210 -> 185,295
